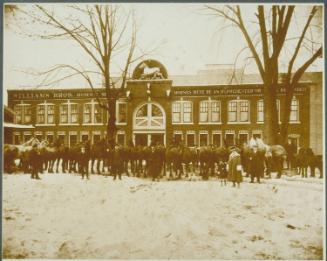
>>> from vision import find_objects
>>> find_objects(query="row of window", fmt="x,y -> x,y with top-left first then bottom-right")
13,97 -> 300,125
13,131 -> 122,147
14,100 -> 127,125
173,131 -> 264,147
172,98 -> 299,124
14,130 -> 300,148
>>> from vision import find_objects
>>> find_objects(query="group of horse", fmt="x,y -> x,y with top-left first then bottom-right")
3,137 -> 323,179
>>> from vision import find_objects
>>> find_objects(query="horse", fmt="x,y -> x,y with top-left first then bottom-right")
243,138 -> 287,178
3,144 -> 19,173
198,146 -> 217,180
165,145 -> 183,179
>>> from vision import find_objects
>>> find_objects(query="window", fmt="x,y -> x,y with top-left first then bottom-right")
35,133 -> 43,142
228,100 -> 249,123
173,132 -> 183,145
186,132 -> 195,147
225,133 -> 235,147
47,134 -> 54,144
134,103 -> 165,129
14,133 -> 20,145
83,100 -> 102,124
60,104 -> 68,124
58,135 -> 66,145
212,132 -> 221,147
199,100 -> 221,123
47,105 -> 54,124
24,132 -> 32,143
60,102 -> 79,124
199,132 -> 208,146
37,102 -> 55,124
257,99 -> 280,123
81,134 -> 89,143
172,101 -> 193,123
94,104 -> 102,123
84,104 -> 92,123
117,102 -> 127,124
93,134 -> 101,143
117,132 -> 125,146
14,103 -> 31,124
290,97 -> 299,122
69,134 -> 77,147
71,104 -> 79,123
257,100 -> 264,122
239,133 -> 248,146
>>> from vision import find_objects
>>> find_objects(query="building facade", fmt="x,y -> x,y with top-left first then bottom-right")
6,61 -> 323,154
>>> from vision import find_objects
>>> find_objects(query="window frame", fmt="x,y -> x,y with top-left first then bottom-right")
35,102 -> 55,126
14,103 -> 32,124
290,96 -> 300,123
83,100 -> 103,125
116,101 -> 127,125
199,100 -> 221,124
212,131 -> 222,147
134,103 -> 165,130
227,100 -> 250,124
172,101 -> 193,124
186,131 -> 196,147
199,131 -> 209,147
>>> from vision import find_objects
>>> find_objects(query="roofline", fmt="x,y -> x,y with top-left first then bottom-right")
6,80 -> 315,92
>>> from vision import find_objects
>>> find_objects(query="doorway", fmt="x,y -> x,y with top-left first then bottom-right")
134,133 -> 165,146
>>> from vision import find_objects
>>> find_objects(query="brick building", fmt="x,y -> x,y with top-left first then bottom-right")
6,61 -> 323,154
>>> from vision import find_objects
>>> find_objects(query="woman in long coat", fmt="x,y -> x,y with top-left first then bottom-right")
228,147 -> 242,187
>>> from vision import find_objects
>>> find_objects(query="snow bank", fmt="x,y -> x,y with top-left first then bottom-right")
3,174 -> 324,259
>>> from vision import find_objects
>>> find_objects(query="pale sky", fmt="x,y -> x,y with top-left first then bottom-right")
3,3 -> 323,104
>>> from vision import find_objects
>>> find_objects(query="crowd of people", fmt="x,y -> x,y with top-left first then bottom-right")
4,136 -> 323,185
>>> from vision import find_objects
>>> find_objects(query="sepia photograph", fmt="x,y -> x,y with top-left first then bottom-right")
2,2 -> 325,260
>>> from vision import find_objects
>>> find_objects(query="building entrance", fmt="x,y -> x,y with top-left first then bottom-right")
134,133 -> 165,146
133,102 -> 166,146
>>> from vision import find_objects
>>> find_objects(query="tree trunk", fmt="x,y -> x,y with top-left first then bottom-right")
107,99 -> 117,149
280,88 -> 294,144
263,82 -> 279,145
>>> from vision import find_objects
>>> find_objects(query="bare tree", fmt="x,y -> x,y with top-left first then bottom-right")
206,5 -> 322,145
14,4 -> 145,148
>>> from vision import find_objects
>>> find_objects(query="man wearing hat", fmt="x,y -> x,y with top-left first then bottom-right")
249,143 -> 265,183
30,144 -> 41,180
148,141 -> 161,181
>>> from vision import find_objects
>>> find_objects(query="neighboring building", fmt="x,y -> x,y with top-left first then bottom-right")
6,60 -> 323,154
3,105 -> 34,144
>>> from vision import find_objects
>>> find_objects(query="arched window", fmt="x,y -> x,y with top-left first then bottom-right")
134,103 -> 165,129
199,100 -> 221,123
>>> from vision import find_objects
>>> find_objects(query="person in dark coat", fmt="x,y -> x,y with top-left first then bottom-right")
112,145 -> 123,180
79,145 -> 90,179
228,147 -> 242,187
285,139 -> 297,170
29,144 -> 41,180
249,144 -> 265,183
148,142 -> 161,181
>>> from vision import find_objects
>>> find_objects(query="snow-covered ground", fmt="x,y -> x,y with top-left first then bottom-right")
3,172 -> 324,259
